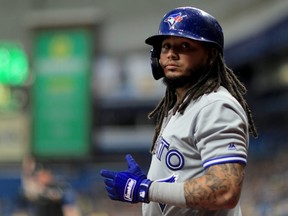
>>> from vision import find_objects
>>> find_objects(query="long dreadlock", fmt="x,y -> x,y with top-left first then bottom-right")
148,53 -> 258,153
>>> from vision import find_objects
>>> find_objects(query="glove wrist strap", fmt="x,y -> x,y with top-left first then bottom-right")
138,179 -> 152,203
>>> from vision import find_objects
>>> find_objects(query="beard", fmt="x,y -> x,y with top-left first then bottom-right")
162,63 -> 208,90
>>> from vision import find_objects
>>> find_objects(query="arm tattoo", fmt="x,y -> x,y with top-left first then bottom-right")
184,163 -> 245,210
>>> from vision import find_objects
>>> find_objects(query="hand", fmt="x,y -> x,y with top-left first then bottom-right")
100,154 -> 152,203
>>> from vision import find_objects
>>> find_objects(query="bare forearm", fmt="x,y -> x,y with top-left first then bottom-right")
184,163 -> 245,210
149,163 -> 245,210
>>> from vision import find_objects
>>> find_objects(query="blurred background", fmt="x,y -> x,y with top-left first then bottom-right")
0,0 -> 287,215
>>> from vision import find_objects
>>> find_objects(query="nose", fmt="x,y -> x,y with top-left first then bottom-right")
167,48 -> 178,60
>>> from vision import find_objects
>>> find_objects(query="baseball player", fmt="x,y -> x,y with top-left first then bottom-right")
100,6 -> 258,216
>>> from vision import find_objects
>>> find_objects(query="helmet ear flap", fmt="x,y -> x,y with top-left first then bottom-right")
150,48 -> 164,80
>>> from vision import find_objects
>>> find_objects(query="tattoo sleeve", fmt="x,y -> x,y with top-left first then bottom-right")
184,163 -> 245,210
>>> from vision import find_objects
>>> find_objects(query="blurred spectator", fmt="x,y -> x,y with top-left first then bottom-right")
21,156 -> 82,216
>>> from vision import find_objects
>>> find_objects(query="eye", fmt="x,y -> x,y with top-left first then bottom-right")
181,42 -> 190,49
161,42 -> 171,53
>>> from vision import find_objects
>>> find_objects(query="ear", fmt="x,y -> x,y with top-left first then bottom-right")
208,47 -> 218,65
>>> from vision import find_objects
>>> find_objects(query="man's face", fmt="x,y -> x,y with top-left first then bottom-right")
36,170 -> 53,186
159,36 -> 211,89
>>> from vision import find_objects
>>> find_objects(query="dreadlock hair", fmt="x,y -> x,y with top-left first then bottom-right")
148,51 -> 258,153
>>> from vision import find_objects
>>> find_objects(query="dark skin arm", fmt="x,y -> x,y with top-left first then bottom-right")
184,163 -> 245,210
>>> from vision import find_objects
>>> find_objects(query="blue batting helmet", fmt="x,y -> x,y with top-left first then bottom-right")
145,7 -> 224,79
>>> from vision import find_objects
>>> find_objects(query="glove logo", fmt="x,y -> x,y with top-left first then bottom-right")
124,178 -> 136,201
139,190 -> 146,199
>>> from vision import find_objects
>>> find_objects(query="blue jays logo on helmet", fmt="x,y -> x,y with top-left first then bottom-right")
164,12 -> 187,30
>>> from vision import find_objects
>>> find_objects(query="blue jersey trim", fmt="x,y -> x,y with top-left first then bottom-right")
203,155 -> 247,169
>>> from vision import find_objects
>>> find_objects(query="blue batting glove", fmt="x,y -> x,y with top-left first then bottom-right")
100,154 -> 152,203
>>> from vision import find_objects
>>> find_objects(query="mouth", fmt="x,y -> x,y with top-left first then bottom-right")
164,63 -> 179,70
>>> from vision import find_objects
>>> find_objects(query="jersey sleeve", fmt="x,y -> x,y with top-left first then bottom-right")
193,99 -> 249,169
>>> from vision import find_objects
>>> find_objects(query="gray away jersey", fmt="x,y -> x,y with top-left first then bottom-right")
142,86 -> 249,216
